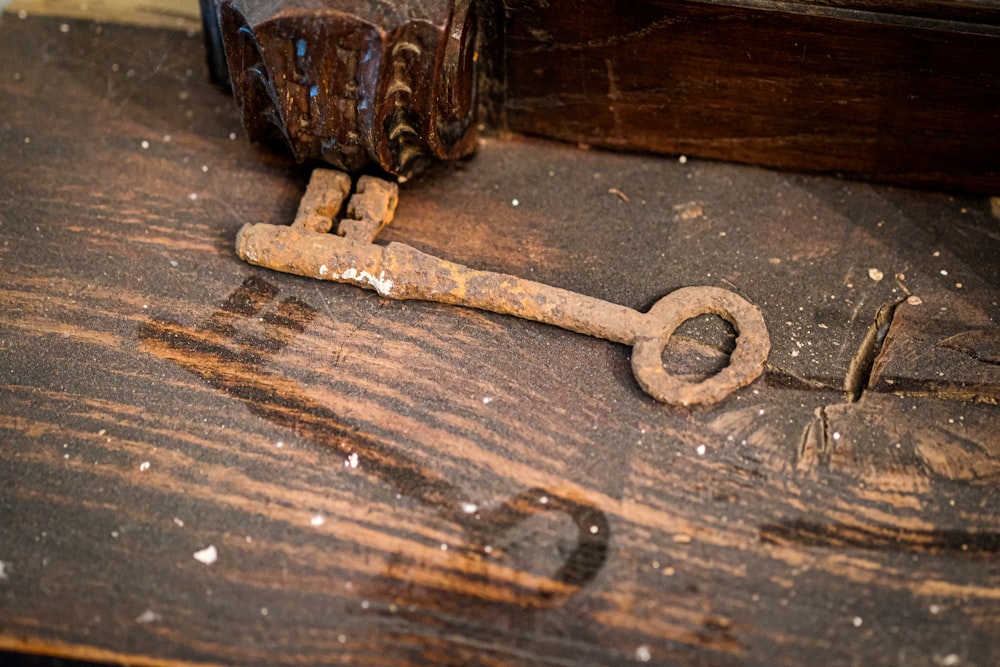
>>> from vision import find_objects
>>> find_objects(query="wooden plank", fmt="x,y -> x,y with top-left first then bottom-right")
502,0 -> 1000,192
2,13 -> 1000,667
4,0 -> 200,29
868,292 -> 1000,403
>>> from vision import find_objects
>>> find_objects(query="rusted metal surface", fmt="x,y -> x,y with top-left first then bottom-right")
211,0 -> 480,175
341,175 -> 399,241
631,286 -> 770,406
291,168 -> 351,232
236,169 -> 770,405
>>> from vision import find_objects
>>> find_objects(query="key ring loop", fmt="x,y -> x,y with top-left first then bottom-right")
631,286 -> 770,406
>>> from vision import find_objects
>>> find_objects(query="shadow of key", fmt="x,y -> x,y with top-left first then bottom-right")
138,276 -> 610,608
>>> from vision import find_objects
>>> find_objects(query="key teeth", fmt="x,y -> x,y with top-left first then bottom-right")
341,175 -> 400,242
279,167 -> 401,243
291,169 -> 353,233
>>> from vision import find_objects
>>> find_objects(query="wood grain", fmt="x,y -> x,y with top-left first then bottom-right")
2,13 -> 1000,667
501,0 -> 1000,192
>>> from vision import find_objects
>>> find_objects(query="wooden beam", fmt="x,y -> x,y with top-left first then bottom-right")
502,0 -> 1000,192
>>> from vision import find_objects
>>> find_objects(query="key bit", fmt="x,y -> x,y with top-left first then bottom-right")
291,169 -> 352,233
236,170 -> 770,406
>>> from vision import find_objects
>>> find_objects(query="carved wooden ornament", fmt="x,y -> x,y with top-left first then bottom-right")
212,0 -> 480,175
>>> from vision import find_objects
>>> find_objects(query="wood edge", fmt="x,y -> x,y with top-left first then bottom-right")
685,0 -> 1000,34
4,0 -> 201,31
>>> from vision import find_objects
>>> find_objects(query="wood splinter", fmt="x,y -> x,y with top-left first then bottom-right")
236,169 -> 771,405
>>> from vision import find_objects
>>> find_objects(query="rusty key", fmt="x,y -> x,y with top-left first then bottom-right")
236,171 -> 770,406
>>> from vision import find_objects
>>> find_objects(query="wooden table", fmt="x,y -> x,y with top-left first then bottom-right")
1,10 -> 999,667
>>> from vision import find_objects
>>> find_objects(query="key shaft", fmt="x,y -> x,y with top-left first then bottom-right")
237,223 -> 645,345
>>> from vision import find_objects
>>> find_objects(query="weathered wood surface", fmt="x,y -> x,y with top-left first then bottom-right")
502,0 -> 1000,192
2,12 -> 1000,667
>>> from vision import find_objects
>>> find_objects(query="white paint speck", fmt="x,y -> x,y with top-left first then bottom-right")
940,269 -> 948,276
832,432 -> 841,441
346,452 -> 359,469
852,616 -> 863,627
140,140 -> 150,149
337,634 -> 347,643
635,645 -> 652,662
678,155 -> 688,164
511,198 -> 520,206
333,267 -> 394,296
539,495 -> 549,505
261,607 -> 268,616
482,396 -> 493,404
139,461 -> 150,471
868,268 -> 884,282
188,193 -> 198,201
319,264 -> 329,276
193,545 -> 218,565
173,517 -> 184,528
461,502 -> 478,514
162,134 -> 172,142
440,543 -> 448,551
18,10 -> 29,19
310,514 -> 325,527
229,132 -> 237,140
938,654 -> 960,666
275,440 -> 284,448
696,444 -> 706,456
59,23 -> 70,33
135,609 -> 161,624
0,560 -> 8,581
589,525 -> 600,534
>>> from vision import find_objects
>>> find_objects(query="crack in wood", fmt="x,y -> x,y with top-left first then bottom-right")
795,405 -> 831,472
843,296 -> 905,402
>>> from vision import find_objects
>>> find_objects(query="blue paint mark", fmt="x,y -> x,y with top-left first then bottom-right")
359,98 -> 368,111
361,42 -> 377,64
310,85 -> 319,98
296,38 -> 307,58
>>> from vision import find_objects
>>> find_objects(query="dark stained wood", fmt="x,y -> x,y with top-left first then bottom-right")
775,0 -> 1000,24
2,12 -> 1000,667
502,0 -> 1000,192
